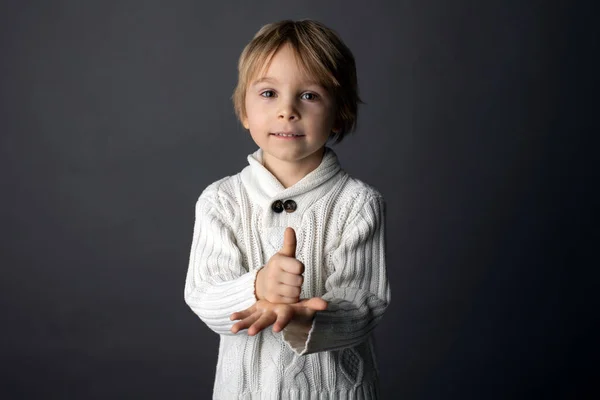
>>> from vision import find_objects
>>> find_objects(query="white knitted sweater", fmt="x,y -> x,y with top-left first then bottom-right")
184,147 -> 390,399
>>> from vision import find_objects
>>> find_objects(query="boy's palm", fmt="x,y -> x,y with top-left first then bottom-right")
230,297 -> 327,336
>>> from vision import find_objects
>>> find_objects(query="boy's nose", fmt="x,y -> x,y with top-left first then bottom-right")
279,114 -> 297,121
278,104 -> 299,121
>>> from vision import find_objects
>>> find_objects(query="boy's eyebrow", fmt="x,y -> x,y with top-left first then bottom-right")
251,77 -> 278,87
250,76 -> 322,87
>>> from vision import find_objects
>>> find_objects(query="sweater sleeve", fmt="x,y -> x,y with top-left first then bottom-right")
282,194 -> 391,355
184,190 -> 259,336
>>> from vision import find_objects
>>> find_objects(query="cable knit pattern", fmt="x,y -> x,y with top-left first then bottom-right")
184,147 -> 390,399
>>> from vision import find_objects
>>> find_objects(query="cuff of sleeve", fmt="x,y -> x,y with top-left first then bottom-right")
193,268 -> 262,336
281,310 -> 334,356
191,268 -> 261,320
252,266 -> 264,301
282,318 -> 314,356
237,267 -> 261,309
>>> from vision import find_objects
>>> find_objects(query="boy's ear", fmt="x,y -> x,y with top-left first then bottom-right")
242,116 -> 249,130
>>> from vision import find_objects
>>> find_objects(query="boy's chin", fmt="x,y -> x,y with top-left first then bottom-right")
261,146 -> 325,163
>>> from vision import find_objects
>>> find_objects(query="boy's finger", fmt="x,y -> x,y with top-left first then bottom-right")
301,297 -> 328,311
230,306 -> 255,321
275,294 -> 299,304
278,227 -> 296,258
231,313 -> 260,334
277,283 -> 301,299
273,310 -> 294,333
230,310 -> 249,321
280,259 -> 304,275
248,313 -> 275,336
279,271 -> 304,287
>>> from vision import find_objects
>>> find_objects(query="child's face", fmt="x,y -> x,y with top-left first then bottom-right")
243,43 -> 337,168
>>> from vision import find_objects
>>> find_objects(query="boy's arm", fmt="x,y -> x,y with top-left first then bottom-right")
184,189 -> 258,336
281,194 -> 391,355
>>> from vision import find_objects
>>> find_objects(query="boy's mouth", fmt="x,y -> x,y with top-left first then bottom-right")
270,132 -> 305,138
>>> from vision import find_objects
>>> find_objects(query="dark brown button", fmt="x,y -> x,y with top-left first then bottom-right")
271,200 -> 284,213
283,200 -> 297,213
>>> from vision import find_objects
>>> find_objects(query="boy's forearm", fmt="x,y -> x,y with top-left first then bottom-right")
282,288 -> 389,356
185,268 -> 260,336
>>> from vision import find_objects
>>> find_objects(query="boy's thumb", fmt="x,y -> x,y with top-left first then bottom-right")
302,297 -> 328,311
279,227 -> 296,258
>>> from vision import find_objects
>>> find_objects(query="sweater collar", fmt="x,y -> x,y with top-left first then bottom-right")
240,147 -> 345,211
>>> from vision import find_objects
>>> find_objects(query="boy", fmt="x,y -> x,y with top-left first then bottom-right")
184,19 -> 390,399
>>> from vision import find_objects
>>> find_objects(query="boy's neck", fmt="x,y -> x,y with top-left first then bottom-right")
262,147 -> 326,189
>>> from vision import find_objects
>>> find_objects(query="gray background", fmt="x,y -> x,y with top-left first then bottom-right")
0,0 -> 594,399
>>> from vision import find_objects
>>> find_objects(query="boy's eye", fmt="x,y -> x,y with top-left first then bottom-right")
260,90 -> 275,98
301,92 -> 318,101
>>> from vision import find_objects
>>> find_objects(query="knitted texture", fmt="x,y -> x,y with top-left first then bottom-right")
184,147 -> 391,399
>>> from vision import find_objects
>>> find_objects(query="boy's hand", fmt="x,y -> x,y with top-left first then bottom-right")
255,227 -> 304,304
230,297 -> 328,336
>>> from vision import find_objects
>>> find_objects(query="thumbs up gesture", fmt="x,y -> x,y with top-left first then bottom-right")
255,227 -> 305,304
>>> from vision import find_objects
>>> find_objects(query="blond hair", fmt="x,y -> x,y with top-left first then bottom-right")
232,20 -> 362,143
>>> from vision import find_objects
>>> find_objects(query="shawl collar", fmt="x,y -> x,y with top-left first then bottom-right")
240,147 -> 346,214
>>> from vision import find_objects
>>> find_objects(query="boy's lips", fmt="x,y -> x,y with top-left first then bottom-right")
270,132 -> 305,138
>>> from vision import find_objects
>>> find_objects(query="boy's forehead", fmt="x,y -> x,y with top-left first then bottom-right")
248,45 -> 325,86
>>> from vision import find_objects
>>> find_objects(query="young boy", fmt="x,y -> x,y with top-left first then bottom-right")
184,19 -> 391,399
